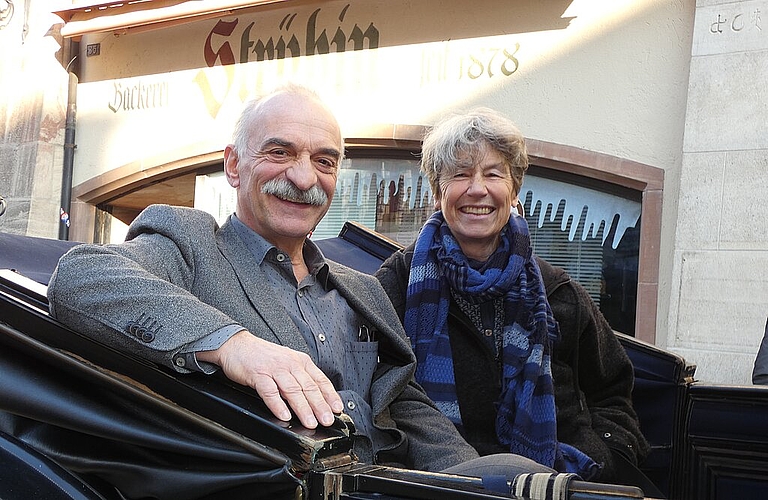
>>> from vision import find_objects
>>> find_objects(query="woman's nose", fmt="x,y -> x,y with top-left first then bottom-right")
466,174 -> 488,195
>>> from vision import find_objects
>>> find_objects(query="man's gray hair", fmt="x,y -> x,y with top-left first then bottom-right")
421,107 -> 528,198
231,83 -> 338,160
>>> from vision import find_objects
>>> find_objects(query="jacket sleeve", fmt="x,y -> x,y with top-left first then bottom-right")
47,206 -> 239,372
753,318 -> 768,385
550,277 -> 650,480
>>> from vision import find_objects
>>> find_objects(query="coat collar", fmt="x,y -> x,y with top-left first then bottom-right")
214,216 -> 311,354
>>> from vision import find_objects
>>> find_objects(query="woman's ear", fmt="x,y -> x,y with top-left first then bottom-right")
513,196 -> 524,218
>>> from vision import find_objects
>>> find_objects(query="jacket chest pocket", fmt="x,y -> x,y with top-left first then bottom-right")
344,341 -> 379,403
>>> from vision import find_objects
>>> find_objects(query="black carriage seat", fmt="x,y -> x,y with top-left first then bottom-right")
0,228 -> 663,500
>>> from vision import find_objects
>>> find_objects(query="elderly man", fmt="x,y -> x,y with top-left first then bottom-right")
47,84 -> 546,480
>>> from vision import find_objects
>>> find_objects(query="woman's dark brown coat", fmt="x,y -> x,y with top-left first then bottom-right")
375,244 -> 650,483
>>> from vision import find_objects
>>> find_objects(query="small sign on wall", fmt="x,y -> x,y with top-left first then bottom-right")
86,43 -> 101,57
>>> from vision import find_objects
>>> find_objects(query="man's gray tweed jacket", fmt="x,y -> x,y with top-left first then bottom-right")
47,204 -> 479,471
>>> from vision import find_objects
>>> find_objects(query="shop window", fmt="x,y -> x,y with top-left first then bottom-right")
519,169 -> 641,335
313,157 -> 429,243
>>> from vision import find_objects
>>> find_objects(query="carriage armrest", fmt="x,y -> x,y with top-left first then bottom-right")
0,269 -> 356,479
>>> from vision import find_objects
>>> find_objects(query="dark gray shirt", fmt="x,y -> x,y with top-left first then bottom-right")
203,216 -> 391,461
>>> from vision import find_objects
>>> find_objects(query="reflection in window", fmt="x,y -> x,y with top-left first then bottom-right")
313,158 -> 432,243
316,158 -> 641,336
520,175 -> 641,335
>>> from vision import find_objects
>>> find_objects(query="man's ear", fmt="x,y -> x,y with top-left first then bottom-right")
434,196 -> 441,210
224,145 -> 240,188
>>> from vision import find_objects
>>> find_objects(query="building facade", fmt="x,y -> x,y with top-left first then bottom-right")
1,0 -> 766,385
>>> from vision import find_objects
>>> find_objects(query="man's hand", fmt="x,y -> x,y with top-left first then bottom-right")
197,330 -> 343,428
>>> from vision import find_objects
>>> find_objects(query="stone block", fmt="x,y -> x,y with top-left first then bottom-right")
670,347 -> 755,385
29,142 -> 59,199
0,145 -> 18,190
672,251 -> 768,357
7,94 -> 43,144
693,1 -> 768,56
0,197 -> 30,234
720,149 -> 768,248
684,51 -> 768,151
13,144 -> 38,194
696,0 -> 737,7
676,151 -> 725,250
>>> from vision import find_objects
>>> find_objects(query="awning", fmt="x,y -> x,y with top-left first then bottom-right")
54,0 -> 292,39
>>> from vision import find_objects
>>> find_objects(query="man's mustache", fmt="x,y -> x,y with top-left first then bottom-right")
261,178 -> 328,206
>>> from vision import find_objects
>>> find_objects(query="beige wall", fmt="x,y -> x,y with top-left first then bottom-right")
74,1 -> 693,174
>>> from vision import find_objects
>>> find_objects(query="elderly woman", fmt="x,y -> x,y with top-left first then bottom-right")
375,109 -> 655,490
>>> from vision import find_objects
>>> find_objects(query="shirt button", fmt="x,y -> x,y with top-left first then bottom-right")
484,329 -> 493,337
276,253 -> 286,262
346,400 -> 356,411
318,333 -> 326,342
297,290 -> 304,298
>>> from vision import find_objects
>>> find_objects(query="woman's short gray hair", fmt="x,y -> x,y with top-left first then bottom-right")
421,107 -> 528,198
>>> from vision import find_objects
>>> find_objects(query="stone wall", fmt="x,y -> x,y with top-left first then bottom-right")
0,1 -> 69,237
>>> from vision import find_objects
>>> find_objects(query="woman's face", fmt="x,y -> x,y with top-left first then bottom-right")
435,142 -> 518,261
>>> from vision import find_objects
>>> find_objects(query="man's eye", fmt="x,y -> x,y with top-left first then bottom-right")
262,149 -> 293,162
316,157 -> 338,169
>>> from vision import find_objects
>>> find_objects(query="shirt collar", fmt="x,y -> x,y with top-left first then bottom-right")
230,214 -> 330,284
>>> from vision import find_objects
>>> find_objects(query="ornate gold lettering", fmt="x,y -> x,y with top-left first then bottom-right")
234,4 -> 379,64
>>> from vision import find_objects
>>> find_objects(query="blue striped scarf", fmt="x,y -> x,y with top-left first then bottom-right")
404,211 -> 598,479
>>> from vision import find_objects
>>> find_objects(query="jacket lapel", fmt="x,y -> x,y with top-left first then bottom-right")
215,218 -> 311,355
328,262 -> 415,359
326,263 -> 393,340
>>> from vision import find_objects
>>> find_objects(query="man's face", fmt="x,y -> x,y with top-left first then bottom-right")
224,93 -> 342,251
